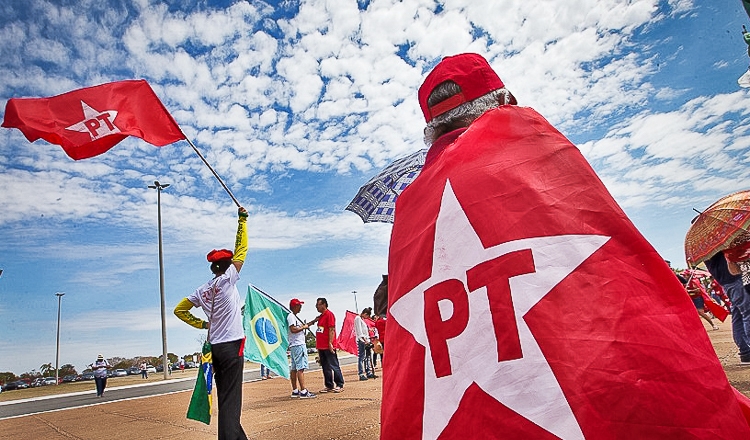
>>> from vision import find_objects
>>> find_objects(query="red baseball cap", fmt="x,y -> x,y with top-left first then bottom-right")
290,298 -> 304,307
207,249 -> 233,262
418,53 -> 513,122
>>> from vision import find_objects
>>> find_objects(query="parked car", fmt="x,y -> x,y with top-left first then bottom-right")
42,377 -> 58,385
127,366 -> 140,375
3,380 -> 29,391
30,378 -> 45,387
185,362 -> 196,369
146,365 -> 156,373
62,375 -> 78,383
79,372 -> 95,381
113,369 -> 127,377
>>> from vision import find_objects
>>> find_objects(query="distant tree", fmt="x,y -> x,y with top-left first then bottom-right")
40,363 -> 54,376
0,372 -> 16,384
112,360 -> 131,369
305,331 -> 316,349
59,364 -> 77,376
20,370 -> 41,380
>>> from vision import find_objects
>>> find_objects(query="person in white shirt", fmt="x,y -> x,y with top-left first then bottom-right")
354,307 -> 375,380
92,354 -> 110,397
174,206 -> 249,440
287,298 -> 316,398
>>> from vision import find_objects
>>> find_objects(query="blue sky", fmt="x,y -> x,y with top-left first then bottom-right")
1,0 -> 750,375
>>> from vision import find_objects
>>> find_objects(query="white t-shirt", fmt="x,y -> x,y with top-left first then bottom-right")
188,264 -> 245,344
354,315 -> 370,342
287,313 -> 306,347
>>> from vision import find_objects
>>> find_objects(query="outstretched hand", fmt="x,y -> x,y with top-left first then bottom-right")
238,206 -> 248,218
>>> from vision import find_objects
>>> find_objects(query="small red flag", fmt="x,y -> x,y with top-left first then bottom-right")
335,310 -> 359,356
2,79 -> 185,160
382,106 -> 750,439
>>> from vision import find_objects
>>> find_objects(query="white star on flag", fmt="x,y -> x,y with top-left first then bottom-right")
65,101 -> 120,140
389,180 -> 610,440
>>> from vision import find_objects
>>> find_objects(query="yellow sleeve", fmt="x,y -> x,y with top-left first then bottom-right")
174,297 -> 207,329
233,213 -> 248,263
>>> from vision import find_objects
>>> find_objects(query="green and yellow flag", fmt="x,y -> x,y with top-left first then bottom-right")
186,341 -> 213,424
243,285 -> 290,379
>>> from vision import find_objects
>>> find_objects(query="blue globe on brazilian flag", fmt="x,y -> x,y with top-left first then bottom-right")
243,284 -> 290,379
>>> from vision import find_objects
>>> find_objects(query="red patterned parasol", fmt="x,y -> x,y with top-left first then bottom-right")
685,190 -> 750,267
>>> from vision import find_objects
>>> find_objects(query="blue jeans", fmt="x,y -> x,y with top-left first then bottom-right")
94,376 -> 107,396
727,279 -> 750,358
357,340 -> 371,376
260,364 -> 269,378
318,349 -> 344,389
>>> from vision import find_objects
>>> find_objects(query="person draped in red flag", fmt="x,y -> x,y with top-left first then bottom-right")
2,79 -> 185,160
381,53 -> 750,439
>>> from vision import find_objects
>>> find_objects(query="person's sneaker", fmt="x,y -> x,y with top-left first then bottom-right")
299,390 -> 317,399
359,374 -> 368,381
291,390 -> 300,398
367,373 -> 377,379
332,387 -> 343,393
712,324 -> 719,330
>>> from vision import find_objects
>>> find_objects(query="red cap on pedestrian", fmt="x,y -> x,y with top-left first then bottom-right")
290,298 -> 304,307
419,53 -> 513,122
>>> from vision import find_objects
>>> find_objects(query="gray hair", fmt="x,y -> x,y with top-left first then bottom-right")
423,81 -> 514,146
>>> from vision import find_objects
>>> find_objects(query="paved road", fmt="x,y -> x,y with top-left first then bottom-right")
0,356 -> 356,420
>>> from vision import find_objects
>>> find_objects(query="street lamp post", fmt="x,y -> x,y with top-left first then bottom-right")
148,181 -> 171,380
55,292 -> 65,385
352,290 -> 358,313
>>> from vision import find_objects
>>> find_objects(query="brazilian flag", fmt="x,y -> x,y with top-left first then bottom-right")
243,285 -> 290,379
186,341 -> 213,424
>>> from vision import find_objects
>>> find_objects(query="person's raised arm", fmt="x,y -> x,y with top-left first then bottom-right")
233,207 -> 248,273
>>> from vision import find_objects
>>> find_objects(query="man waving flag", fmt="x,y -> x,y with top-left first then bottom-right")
243,285 -> 291,379
2,79 -> 185,160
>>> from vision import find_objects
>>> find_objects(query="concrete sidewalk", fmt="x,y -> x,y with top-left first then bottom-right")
0,363 -> 382,440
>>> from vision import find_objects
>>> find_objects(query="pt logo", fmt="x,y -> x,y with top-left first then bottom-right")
425,249 -> 535,378
388,180 -> 608,440
66,101 -> 120,140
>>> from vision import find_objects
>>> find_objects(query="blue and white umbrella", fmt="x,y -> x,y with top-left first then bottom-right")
346,149 -> 427,223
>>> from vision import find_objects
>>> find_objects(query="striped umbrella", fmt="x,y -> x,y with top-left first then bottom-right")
346,149 -> 427,223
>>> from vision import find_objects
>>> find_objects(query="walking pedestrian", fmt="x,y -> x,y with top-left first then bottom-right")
92,354 -> 109,397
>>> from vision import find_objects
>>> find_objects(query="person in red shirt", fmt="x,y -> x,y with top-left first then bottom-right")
373,314 -> 387,369
312,297 -> 344,392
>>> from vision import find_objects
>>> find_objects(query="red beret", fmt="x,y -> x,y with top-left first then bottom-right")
207,249 -> 233,262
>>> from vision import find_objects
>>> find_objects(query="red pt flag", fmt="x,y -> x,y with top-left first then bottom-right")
335,310 -> 358,356
382,106 -> 750,439
2,79 -> 185,160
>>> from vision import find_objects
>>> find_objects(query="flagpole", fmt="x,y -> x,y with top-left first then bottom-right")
183,136 -> 241,207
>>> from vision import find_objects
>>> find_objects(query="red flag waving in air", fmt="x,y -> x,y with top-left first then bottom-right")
335,310 -> 359,356
2,79 -> 185,160
382,106 -> 750,439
